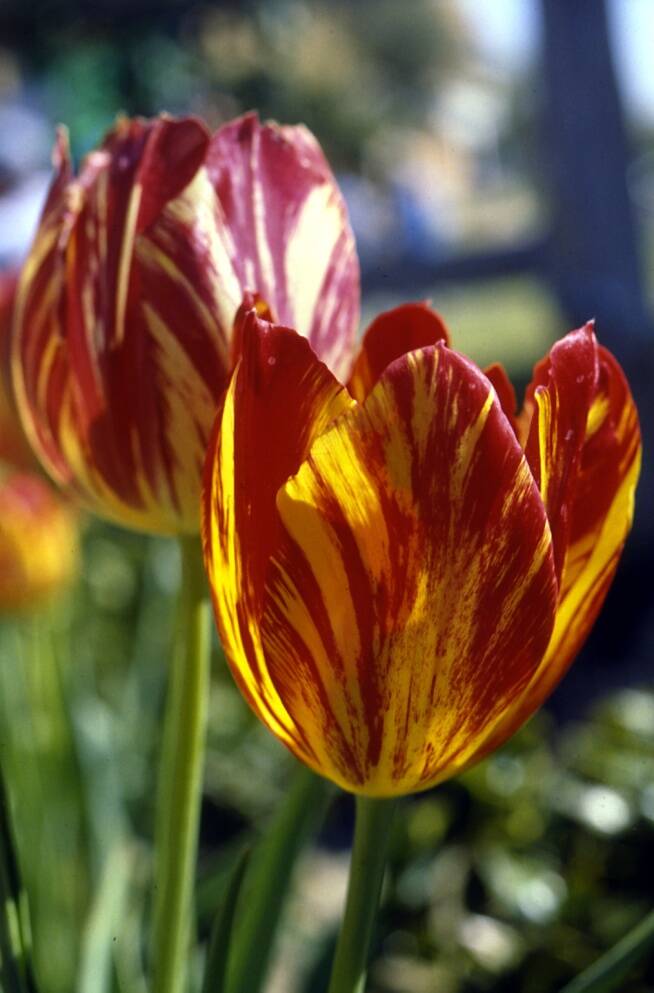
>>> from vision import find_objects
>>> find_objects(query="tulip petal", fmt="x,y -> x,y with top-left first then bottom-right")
348,302 -> 450,402
205,113 -> 360,379
469,337 -> 641,762
259,344 -> 557,794
41,126 -> 74,225
541,343 -> 640,655
484,362 -> 519,437
523,323 -> 597,581
0,270 -> 34,471
202,311 -> 355,754
132,116 -> 210,231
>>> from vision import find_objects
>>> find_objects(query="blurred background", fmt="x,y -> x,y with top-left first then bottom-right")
0,1 -> 653,991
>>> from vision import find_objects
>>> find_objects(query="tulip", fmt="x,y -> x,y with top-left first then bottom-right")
12,113 -> 359,535
0,471 -> 78,613
202,302 -> 640,797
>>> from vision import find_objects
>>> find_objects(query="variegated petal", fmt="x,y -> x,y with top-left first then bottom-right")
0,269 -> 34,471
467,335 -> 641,761
260,343 -> 557,795
202,311 -> 354,757
523,323 -> 597,581
205,113 -> 360,380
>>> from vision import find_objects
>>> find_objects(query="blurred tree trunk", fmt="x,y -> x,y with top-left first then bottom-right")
541,0 -> 654,554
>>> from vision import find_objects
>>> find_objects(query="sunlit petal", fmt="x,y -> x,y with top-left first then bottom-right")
202,311 -> 354,757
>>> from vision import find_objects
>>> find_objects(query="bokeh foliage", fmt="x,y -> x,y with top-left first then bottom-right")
0,519 -> 653,993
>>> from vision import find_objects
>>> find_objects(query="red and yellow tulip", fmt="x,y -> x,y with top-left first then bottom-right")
202,302 -> 640,796
11,113 -> 359,535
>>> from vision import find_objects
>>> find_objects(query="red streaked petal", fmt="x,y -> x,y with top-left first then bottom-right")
531,344 -> 640,687
466,339 -> 641,765
202,312 -> 354,755
230,291 -> 276,368
0,269 -> 34,471
206,112 -> 359,379
562,347 -> 640,590
348,301 -> 450,402
484,361 -> 518,436
253,344 -> 557,794
40,126 -> 74,226
524,322 -> 597,581
131,115 -> 210,231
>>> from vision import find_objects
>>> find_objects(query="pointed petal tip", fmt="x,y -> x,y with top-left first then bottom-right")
235,306 -> 320,398
52,126 -> 71,171
135,115 -> 211,230
578,318 -> 597,344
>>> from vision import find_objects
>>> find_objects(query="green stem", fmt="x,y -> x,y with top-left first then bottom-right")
152,537 -> 211,993
559,909 -> 654,993
327,796 -> 398,993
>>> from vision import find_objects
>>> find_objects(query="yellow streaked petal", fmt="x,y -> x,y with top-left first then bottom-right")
202,313 -> 355,762
259,345 -> 557,794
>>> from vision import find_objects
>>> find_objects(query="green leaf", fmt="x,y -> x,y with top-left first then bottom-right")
226,765 -> 333,993
559,908 -> 654,993
0,770 -> 38,993
202,847 -> 250,993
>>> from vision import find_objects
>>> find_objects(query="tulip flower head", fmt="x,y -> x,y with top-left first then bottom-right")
202,303 -> 640,796
12,113 -> 359,535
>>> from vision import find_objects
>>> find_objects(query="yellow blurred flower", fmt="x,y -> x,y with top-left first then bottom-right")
0,471 -> 78,613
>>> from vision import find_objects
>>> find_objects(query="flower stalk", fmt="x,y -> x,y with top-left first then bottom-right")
327,796 -> 398,993
152,537 -> 210,993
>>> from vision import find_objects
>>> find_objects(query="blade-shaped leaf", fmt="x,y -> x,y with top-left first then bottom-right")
202,848 -> 250,993
0,770 -> 38,993
226,766 -> 332,993
559,908 -> 654,993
